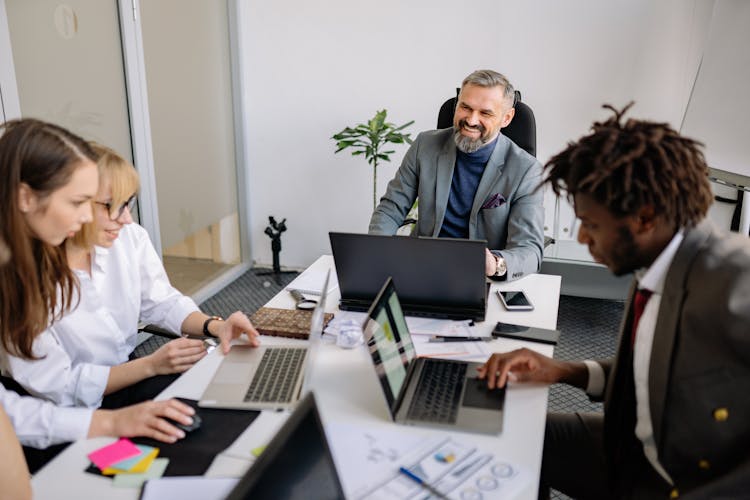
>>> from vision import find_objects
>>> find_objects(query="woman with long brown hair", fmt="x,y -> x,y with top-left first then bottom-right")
0,119 -> 195,472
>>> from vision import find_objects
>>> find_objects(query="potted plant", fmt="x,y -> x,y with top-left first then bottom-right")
332,110 -> 414,211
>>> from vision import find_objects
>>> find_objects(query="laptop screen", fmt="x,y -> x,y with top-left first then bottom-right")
363,277 -> 416,414
224,392 -> 344,500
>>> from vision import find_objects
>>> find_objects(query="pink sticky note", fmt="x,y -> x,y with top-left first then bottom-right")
88,438 -> 142,471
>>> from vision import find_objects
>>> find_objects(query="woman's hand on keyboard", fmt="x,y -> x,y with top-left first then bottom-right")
215,311 -> 261,354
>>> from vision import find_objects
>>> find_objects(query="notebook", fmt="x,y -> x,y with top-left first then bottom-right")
224,392 -> 345,500
329,232 -> 488,321
198,271 -> 330,411
249,308 -> 334,340
362,277 -> 505,434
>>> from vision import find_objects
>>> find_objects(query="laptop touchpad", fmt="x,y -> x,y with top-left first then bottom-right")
214,362 -> 252,384
462,378 -> 505,410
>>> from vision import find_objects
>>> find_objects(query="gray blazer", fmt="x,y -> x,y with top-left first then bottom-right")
368,128 -> 544,281
598,219 -> 750,497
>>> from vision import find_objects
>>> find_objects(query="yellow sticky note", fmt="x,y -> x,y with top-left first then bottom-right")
103,447 -> 159,475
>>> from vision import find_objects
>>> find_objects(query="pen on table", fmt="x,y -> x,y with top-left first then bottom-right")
428,335 -> 491,343
398,466 -> 450,500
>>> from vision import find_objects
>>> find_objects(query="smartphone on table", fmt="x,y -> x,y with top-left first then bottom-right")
492,321 -> 559,345
496,290 -> 534,311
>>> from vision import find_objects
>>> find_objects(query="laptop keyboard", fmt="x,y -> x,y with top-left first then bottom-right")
243,348 -> 307,403
406,359 -> 467,424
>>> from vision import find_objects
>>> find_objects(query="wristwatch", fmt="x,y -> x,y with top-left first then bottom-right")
493,255 -> 507,277
202,315 -> 223,337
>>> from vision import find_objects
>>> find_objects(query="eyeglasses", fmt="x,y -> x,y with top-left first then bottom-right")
95,194 -> 137,220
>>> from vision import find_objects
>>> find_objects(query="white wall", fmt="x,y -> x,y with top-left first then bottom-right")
238,0 -> 714,268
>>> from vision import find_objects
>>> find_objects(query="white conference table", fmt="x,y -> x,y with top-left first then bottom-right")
32,256 -> 561,500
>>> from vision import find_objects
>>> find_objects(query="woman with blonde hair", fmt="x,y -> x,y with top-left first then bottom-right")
0,119 -> 196,473
2,142 -> 259,414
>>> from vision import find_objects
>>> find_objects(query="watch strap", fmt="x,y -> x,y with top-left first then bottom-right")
202,315 -> 222,337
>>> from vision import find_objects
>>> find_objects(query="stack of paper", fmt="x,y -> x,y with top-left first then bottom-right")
86,438 -> 170,488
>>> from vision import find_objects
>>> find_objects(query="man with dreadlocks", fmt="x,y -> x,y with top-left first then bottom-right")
478,104 -> 750,499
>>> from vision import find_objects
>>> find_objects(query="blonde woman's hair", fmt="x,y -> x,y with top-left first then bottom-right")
70,143 -> 140,248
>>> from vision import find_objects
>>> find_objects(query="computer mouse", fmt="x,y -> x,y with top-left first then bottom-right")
168,413 -> 202,433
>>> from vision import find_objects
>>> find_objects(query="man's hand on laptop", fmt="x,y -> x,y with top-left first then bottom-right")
216,311 -> 261,354
477,349 -> 578,389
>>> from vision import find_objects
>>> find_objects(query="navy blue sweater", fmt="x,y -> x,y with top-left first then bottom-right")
439,138 -> 497,238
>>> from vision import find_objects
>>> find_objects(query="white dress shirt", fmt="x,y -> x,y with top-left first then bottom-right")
0,386 -> 92,449
585,231 -> 684,484
0,223 -> 199,408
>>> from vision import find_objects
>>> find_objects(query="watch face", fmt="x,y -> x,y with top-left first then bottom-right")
495,257 -> 507,276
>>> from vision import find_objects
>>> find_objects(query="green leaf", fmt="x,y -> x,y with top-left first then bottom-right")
332,111 -> 414,178
393,120 -> 415,131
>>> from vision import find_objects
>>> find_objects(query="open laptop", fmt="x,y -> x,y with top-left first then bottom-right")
224,392 -> 345,500
363,277 -> 505,434
198,271 -> 330,411
330,232 -> 488,321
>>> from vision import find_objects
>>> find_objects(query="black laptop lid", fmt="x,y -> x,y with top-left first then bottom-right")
329,232 -> 486,318
224,392 -> 344,500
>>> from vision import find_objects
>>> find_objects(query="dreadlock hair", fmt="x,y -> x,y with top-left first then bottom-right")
543,103 -> 713,229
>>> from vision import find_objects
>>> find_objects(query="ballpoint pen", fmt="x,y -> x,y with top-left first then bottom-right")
398,466 -> 450,500
428,335 -> 492,343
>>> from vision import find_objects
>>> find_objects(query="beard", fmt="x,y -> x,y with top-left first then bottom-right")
607,225 -> 642,276
453,120 -> 492,153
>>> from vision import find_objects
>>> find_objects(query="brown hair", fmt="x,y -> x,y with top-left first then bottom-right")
69,143 -> 139,249
543,103 -> 713,228
0,118 -> 97,359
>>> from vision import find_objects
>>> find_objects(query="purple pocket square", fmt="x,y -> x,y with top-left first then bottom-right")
481,193 -> 506,209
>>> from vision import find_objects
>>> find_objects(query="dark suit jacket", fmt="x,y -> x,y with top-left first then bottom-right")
597,219 -> 750,499
368,128 -> 544,281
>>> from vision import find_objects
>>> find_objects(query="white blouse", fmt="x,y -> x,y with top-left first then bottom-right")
0,385 -> 92,449
0,223 -> 198,408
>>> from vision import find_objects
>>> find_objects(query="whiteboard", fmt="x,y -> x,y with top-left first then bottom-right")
682,0 -> 750,185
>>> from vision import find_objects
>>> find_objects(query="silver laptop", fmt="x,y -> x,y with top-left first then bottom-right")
198,271 -> 330,411
363,277 -> 505,434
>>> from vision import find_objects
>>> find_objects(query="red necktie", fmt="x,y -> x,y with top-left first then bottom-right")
631,288 -> 653,347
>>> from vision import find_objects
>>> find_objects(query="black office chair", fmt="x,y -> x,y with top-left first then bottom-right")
437,88 -> 537,157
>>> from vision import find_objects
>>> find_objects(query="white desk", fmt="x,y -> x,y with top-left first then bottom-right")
32,256 -> 561,500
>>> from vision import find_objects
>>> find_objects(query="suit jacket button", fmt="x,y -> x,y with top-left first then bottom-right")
713,407 -> 729,421
669,488 -> 679,498
698,459 -> 710,470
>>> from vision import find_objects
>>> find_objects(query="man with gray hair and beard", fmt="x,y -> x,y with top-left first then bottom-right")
369,69 -> 544,281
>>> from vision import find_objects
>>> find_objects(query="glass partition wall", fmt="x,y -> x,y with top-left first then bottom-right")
140,0 -> 242,295
2,0 -> 246,298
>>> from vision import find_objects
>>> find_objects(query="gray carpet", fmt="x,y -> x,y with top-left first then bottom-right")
195,268 -> 624,500
199,270 -> 299,318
